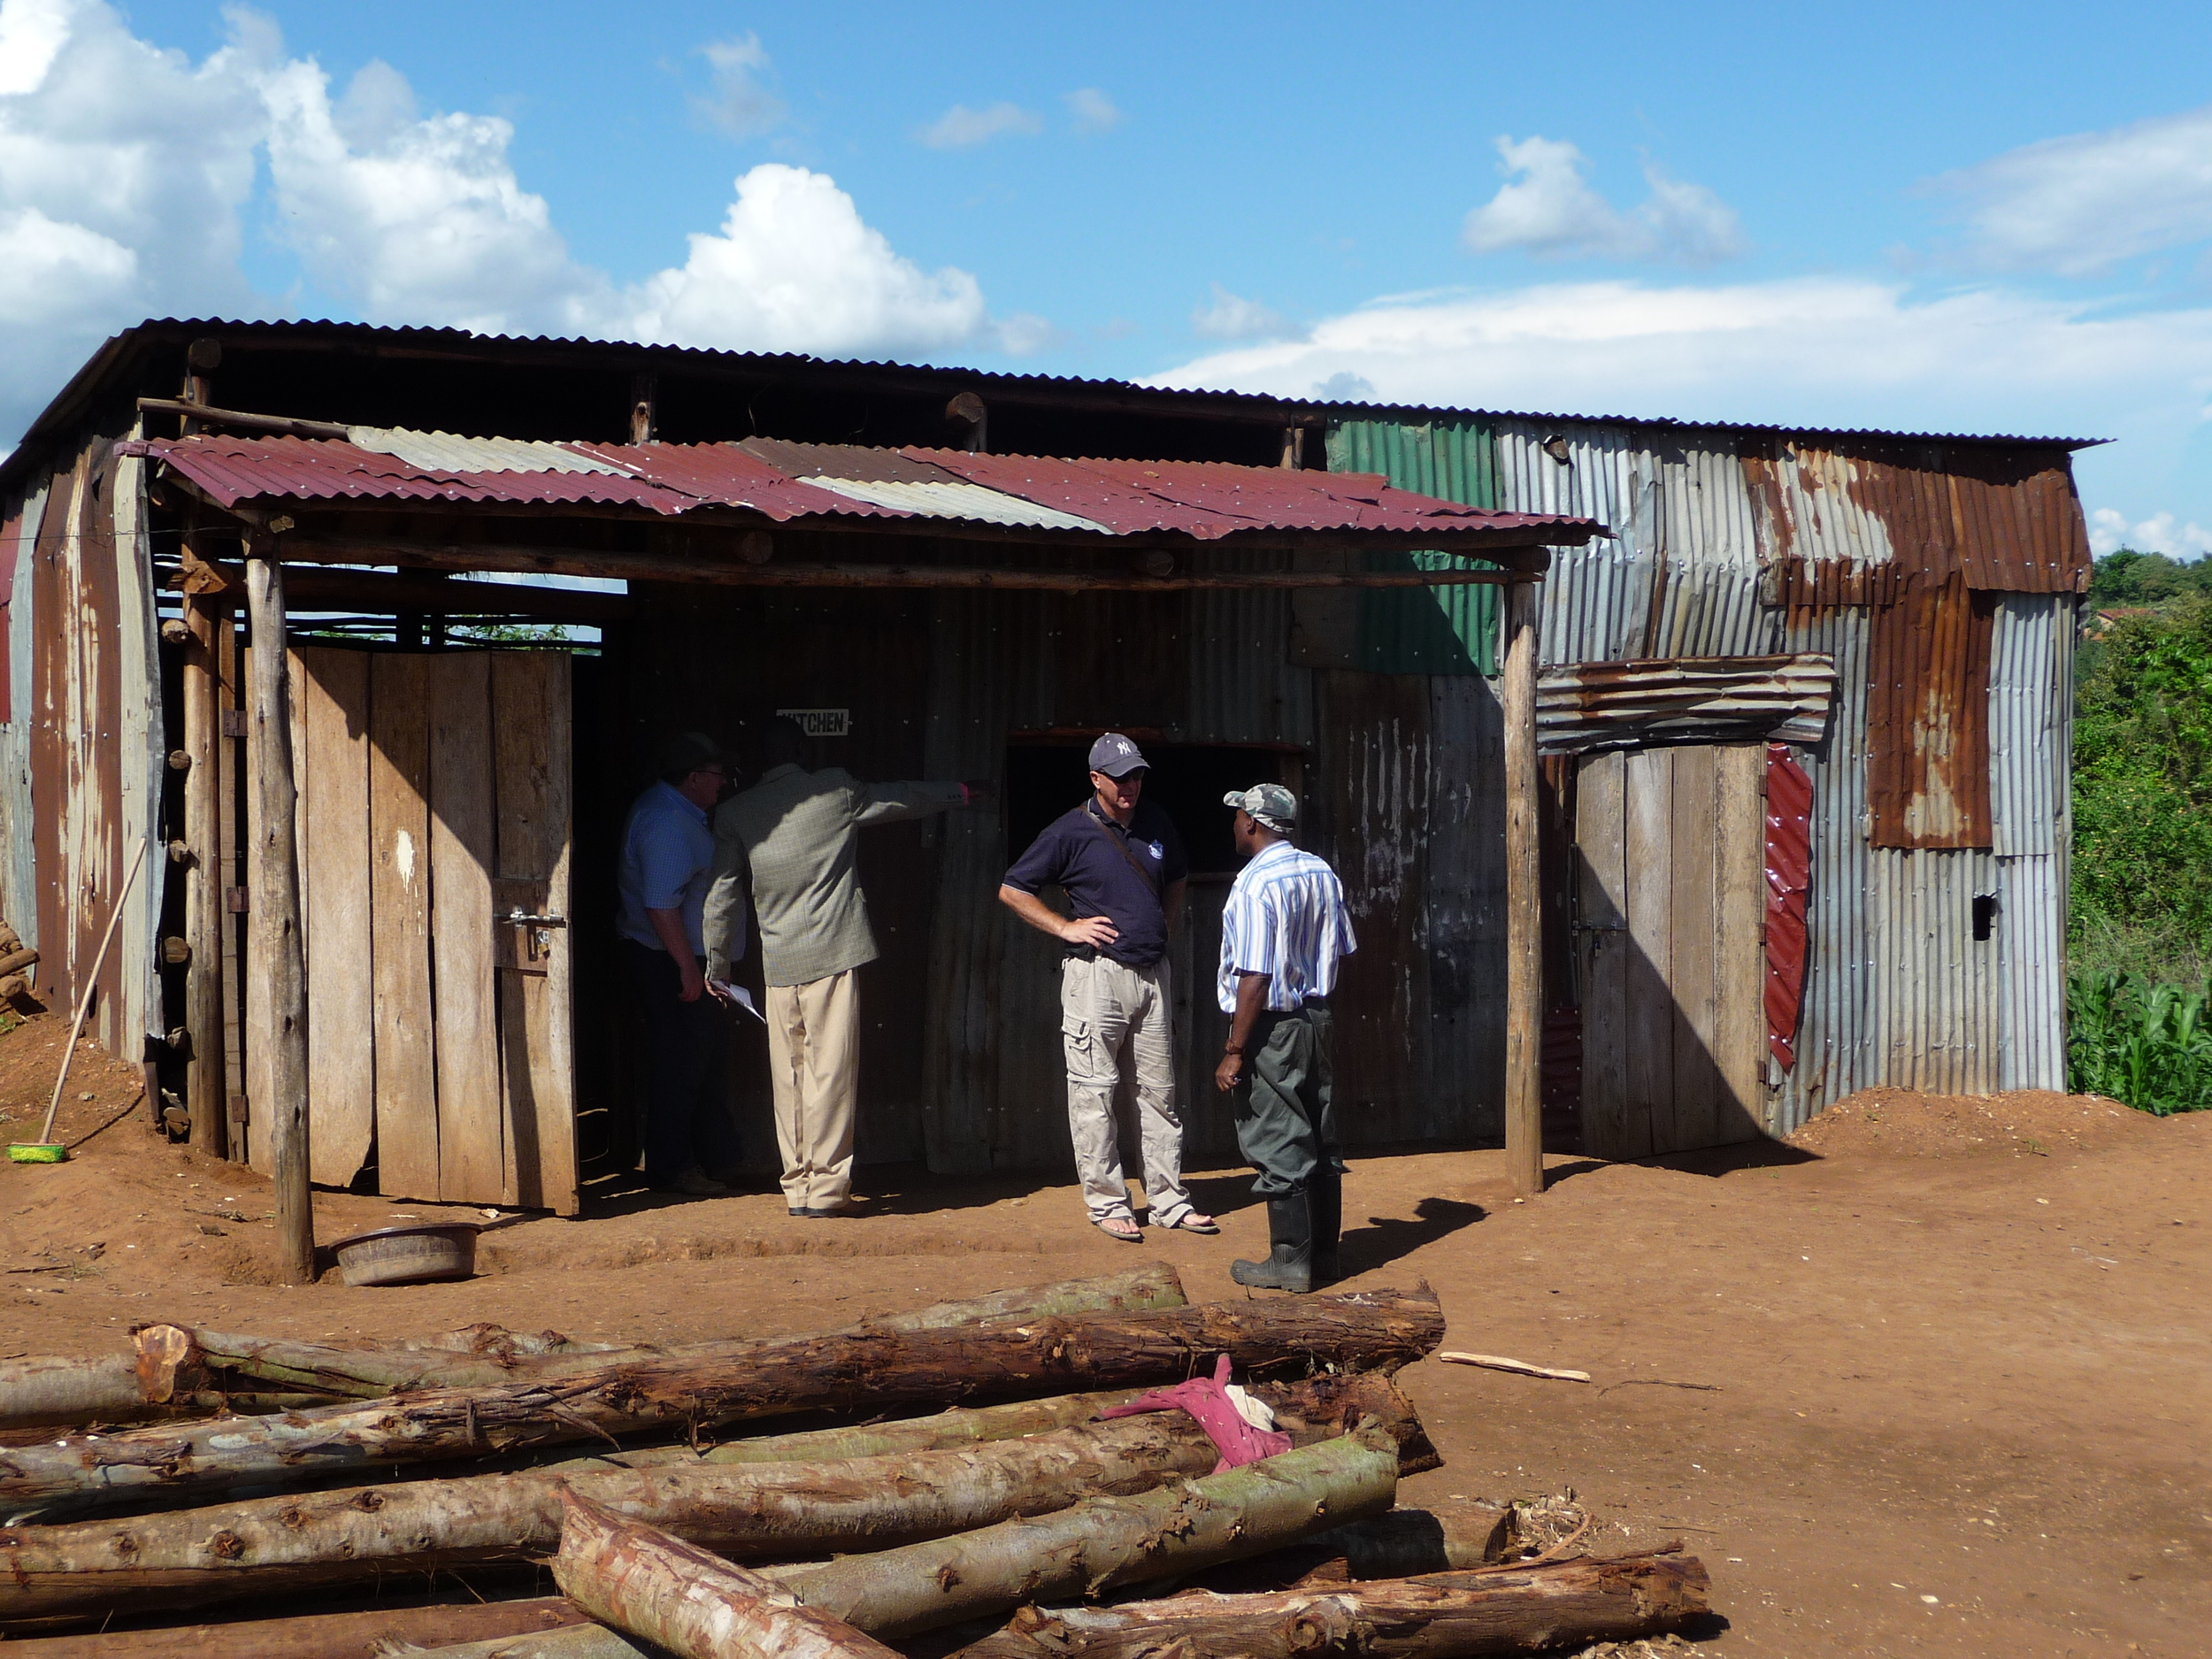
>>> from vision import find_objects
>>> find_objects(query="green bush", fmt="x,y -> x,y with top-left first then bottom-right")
2070,590 -> 2212,967
2066,969 -> 2212,1114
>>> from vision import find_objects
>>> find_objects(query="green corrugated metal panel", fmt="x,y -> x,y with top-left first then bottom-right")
1326,417 -> 1500,676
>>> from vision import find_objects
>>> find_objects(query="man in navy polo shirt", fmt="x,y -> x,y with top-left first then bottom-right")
999,734 -> 1218,1242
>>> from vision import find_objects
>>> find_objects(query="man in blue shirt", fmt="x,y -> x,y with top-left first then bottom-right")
1215,784 -> 1357,1292
999,733 -> 1217,1242
617,731 -> 742,1197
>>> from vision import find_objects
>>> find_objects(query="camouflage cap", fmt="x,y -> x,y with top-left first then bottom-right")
1224,783 -> 1297,833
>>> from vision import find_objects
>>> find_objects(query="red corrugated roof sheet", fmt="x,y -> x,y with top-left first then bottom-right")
127,434 -> 1602,544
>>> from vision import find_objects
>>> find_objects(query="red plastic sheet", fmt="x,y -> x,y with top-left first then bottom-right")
1763,743 -> 1813,1070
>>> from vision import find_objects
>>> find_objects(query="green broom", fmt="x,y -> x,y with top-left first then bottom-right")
11,837 -> 149,1164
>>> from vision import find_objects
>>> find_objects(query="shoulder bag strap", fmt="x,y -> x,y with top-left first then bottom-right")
1086,803 -> 1162,897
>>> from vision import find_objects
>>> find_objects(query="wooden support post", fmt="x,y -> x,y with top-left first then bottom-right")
180,583 -> 227,1159
243,552 -> 314,1284
1503,578 -> 1543,1197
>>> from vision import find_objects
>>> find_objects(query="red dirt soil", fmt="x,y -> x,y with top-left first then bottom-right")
3,1012 -> 2208,1657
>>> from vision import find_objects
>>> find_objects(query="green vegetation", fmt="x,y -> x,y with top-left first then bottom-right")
2067,548 -> 2212,1110
2067,969 -> 2212,1114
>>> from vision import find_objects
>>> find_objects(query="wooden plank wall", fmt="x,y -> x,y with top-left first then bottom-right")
291,648 -> 375,1185
367,654 -> 440,1198
426,654 -> 503,1202
1576,742 -> 1765,1159
270,648 -> 579,1211
491,652 -> 577,1211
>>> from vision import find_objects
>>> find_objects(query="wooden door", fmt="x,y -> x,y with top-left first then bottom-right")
1573,742 -> 1764,1160
273,647 -> 578,1213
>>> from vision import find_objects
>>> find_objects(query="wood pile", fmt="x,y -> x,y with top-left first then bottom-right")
0,1265 -> 1710,1657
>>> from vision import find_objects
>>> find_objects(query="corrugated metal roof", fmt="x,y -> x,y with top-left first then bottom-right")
58,316 -> 2112,441
129,432 -> 1600,546
346,427 -> 637,477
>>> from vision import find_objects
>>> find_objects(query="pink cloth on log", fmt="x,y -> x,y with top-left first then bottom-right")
1099,1354 -> 1294,1471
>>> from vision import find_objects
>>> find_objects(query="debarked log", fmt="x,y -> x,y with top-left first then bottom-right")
0,1358 -> 143,1439
0,1374 -> 1425,1624
411,1426 -> 1402,1659
127,1263 -> 1192,1405
946,1548 -> 1713,1658
0,1286 -> 1440,1517
0,1409 -> 1221,1621
640,1367 -> 1439,1476
553,1489 -> 898,1659
0,1596 -> 588,1659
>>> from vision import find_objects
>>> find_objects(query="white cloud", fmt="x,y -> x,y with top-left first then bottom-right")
2089,507 -> 2212,560
614,165 -> 986,356
916,101 -> 1041,150
1064,88 -> 1120,134
0,0 -> 70,96
1462,135 -> 1745,266
0,1 -> 1025,449
257,54 -> 593,334
0,206 -> 134,323
1927,104 -> 2212,277
692,34 -> 785,139
1192,283 -> 1296,342
0,0 -> 265,437
1156,277 -> 2212,429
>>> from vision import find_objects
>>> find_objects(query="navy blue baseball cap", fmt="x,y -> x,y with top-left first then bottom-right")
1087,732 -> 1148,777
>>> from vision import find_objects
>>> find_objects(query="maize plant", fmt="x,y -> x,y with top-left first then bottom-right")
2067,969 -> 2212,1115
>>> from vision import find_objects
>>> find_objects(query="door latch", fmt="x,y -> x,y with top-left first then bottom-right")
500,910 -> 568,968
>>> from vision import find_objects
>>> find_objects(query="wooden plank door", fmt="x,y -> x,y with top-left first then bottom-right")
284,647 -> 578,1213
1573,742 -> 1765,1159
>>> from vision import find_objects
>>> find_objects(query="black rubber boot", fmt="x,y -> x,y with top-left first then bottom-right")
1307,1170 -> 1342,1287
1231,1195 -> 1313,1293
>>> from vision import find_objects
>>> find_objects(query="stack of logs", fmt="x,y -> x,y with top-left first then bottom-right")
0,1266 -> 1709,1658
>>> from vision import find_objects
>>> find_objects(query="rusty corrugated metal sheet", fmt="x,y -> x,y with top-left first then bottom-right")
33,442 -> 134,1053
1764,744 -> 1812,1071
1745,436 -> 2091,595
1868,572 -> 1993,849
1537,654 -> 1835,753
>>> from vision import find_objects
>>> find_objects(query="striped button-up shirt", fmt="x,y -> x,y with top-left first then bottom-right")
1217,840 -> 1356,1013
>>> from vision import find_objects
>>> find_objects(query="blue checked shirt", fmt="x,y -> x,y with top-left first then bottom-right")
1217,840 -> 1356,1013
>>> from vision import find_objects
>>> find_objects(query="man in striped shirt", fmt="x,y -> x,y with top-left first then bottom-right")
1215,784 -> 1356,1293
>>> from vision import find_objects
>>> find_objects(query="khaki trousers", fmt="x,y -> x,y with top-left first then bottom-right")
765,970 -> 859,1210
1060,955 -> 1196,1227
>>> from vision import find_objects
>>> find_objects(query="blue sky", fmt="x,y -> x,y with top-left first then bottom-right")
6,0 -> 2212,551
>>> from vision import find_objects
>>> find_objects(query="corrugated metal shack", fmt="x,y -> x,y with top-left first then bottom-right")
0,320 -> 2090,1215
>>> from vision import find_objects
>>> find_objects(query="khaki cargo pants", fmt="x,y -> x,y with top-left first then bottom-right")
1059,954 -> 1197,1228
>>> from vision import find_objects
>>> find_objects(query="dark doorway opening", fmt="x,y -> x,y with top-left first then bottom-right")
1003,738 -> 1298,872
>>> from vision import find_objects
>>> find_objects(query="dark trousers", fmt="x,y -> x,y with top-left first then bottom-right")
1231,1004 -> 1343,1196
621,940 -> 740,1184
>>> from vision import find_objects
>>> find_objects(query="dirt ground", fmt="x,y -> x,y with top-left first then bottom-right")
4,1012 -> 2208,1658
